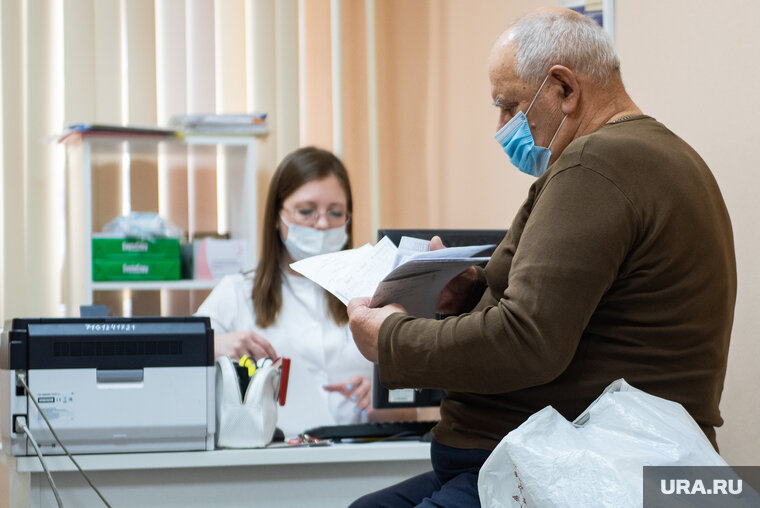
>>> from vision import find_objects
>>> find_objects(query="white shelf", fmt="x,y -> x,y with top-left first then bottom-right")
181,134 -> 267,146
92,279 -> 220,291
63,132 -> 259,314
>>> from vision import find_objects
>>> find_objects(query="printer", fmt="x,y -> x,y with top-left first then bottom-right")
1,316 -> 215,455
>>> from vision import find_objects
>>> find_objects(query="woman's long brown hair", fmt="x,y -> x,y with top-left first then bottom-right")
252,146 -> 353,328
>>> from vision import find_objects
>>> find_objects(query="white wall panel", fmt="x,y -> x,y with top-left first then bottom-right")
186,0 -> 215,113
0,0 -> 25,322
156,0 -> 188,125
123,0 -> 157,125
93,0 -> 123,123
215,0 -> 247,113
24,0 -> 65,317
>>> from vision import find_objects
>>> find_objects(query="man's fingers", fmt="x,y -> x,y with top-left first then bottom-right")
348,297 -> 405,319
347,296 -> 371,315
385,303 -> 407,314
429,235 -> 446,251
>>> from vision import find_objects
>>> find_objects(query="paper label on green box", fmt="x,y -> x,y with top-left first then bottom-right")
93,258 -> 180,281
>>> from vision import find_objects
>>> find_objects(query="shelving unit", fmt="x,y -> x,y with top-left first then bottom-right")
61,129 -> 264,317
91,280 -> 219,291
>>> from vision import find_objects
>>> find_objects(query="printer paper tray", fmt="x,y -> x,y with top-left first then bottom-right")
16,366 -> 214,455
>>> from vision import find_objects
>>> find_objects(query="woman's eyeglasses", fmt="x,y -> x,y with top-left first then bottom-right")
281,207 -> 351,227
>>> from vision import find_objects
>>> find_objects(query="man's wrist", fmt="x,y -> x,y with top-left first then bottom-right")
376,311 -> 406,366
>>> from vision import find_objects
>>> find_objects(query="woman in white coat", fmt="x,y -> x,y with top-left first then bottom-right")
196,147 -> 374,437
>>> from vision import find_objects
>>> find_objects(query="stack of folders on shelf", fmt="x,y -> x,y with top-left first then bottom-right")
168,113 -> 269,137
58,123 -> 178,143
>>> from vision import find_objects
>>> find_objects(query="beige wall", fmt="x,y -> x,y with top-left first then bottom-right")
374,0 -> 545,232
303,0 -> 758,464
301,0 -> 549,243
615,0 -> 760,466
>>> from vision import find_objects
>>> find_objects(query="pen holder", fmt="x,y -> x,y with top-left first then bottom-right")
215,356 -> 281,448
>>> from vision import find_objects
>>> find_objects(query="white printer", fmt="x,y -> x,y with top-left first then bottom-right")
1,316 -> 215,455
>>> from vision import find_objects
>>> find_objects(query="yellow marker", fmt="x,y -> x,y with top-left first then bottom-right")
239,355 -> 256,377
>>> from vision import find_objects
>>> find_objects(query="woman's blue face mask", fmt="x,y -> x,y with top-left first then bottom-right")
494,75 -> 567,177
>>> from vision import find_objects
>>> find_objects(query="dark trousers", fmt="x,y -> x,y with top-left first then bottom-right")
348,439 -> 491,508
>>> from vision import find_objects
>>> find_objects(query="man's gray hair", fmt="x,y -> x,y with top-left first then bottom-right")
509,10 -> 620,86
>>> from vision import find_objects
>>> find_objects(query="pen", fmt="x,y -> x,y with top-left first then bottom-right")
239,355 -> 256,377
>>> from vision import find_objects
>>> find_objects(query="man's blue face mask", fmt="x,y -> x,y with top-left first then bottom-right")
494,75 -> 567,177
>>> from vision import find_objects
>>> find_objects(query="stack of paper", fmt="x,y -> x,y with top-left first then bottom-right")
168,113 -> 269,136
290,236 -> 493,318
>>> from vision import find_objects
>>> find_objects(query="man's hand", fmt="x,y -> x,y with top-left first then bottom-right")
214,330 -> 277,360
429,235 -> 446,251
430,235 -> 480,316
347,297 -> 406,363
437,266 -> 480,315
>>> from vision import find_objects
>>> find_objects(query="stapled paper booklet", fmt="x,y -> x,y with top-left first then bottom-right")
290,236 -> 492,318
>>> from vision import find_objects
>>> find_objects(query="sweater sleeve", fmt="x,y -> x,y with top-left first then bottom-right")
377,166 -> 638,393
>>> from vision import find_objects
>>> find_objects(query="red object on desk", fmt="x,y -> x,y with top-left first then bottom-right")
278,357 -> 291,406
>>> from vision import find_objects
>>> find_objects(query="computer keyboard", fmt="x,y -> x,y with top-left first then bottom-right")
302,420 -> 438,442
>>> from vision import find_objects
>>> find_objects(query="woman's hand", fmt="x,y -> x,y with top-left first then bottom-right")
323,375 -> 372,413
214,331 -> 277,360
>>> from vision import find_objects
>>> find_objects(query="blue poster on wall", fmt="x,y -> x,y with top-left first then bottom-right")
569,5 -> 604,27
561,0 -> 614,42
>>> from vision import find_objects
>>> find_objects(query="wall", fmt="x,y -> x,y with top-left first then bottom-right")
301,0 -> 548,244
615,0 -> 760,466
374,0 -> 544,232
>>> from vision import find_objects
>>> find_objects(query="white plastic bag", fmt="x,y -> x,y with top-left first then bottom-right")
215,356 -> 281,448
478,379 -> 727,508
103,211 -> 184,240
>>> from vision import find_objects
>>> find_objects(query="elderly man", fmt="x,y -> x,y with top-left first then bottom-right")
348,7 -> 736,507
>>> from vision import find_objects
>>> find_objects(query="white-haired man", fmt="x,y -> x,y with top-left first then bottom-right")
348,7 -> 736,507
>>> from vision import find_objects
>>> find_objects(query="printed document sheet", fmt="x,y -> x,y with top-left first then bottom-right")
290,236 -> 492,318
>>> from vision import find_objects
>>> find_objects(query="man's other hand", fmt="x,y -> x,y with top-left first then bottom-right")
347,297 -> 406,363
430,235 -> 480,316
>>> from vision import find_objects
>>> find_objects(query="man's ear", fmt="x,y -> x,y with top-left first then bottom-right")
549,65 -> 580,115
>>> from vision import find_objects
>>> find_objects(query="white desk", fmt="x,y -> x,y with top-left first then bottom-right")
5,441 -> 432,507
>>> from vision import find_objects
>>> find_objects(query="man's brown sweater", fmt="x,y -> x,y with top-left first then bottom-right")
378,116 -> 736,451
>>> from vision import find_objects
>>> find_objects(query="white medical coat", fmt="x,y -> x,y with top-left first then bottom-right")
196,271 -> 372,437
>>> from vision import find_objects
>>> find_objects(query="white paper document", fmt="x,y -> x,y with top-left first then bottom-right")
290,236 -> 492,318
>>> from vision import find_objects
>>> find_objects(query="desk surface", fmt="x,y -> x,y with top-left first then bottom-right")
9,442 -> 434,508
15,440 -> 431,473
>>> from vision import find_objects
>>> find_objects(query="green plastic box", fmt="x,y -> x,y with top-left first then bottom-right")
92,235 -> 181,281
